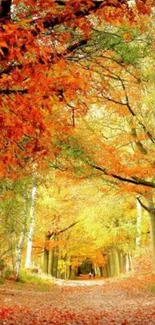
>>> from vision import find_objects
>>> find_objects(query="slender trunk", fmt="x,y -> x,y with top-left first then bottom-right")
51,249 -> 55,276
43,248 -> 49,273
109,252 -> 114,277
25,178 -> 37,268
125,253 -> 132,272
125,253 -> 129,272
108,249 -> 120,277
15,231 -> 25,279
128,252 -> 133,271
10,232 -> 15,272
103,264 -> 109,277
15,194 -> 28,279
149,211 -> 155,272
48,250 -> 52,274
43,233 -> 51,273
53,246 -> 59,278
68,264 -> 72,280
113,249 -> 120,277
137,195 -> 155,272
66,260 -> 71,280
99,266 -> 103,277
136,198 -> 142,248
119,251 -> 123,273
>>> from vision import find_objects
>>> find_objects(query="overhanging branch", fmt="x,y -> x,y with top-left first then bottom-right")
136,196 -> 150,212
91,163 -> 155,188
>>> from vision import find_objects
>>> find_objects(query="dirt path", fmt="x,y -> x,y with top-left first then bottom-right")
0,276 -> 155,324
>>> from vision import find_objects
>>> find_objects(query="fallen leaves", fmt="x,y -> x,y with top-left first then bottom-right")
0,275 -> 155,324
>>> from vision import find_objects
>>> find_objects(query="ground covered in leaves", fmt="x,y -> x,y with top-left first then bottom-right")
0,274 -> 155,324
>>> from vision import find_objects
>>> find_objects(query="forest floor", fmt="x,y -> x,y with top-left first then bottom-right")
0,273 -> 155,324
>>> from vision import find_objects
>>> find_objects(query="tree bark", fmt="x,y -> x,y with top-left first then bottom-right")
136,197 -> 142,248
149,211 -> 155,272
25,178 -> 37,268
15,193 -> 28,279
52,246 -> 59,278
137,195 -> 155,272
43,233 -> 51,273
113,249 -> 120,277
99,266 -> 104,277
15,231 -> 25,279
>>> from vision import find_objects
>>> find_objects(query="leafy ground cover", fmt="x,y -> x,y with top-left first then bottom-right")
0,274 -> 155,324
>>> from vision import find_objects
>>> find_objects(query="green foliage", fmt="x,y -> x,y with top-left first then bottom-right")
18,270 -> 53,291
90,25 -> 151,65
114,42 -> 141,65
4,268 -> 12,279
149,284 -> 155,293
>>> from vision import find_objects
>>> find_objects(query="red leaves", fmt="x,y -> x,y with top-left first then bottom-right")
0,298 -> 155,324
0,308 -> 9,319
0,274 -> 155,324
136,0 -> 152,15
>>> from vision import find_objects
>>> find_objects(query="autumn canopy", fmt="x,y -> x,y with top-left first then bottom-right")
1,0 -> 155,285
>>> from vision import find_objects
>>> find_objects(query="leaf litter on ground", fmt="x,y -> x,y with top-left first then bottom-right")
0,274 -> 155,324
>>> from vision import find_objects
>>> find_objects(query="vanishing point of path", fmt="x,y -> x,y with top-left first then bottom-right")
0,276 -> 155,324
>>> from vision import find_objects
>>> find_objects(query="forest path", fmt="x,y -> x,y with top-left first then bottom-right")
0,275 -> 155,324
53,275 -> 104,286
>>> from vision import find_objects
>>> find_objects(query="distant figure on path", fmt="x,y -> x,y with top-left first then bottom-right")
89,271 -> 92,279
93,270 -> 95,278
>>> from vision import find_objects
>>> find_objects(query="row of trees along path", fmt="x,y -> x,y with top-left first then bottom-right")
0,3 -> 155,324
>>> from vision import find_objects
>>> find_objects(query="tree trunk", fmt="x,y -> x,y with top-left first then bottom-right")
108,249 -> 120,277
50,249 -> 55,276
109,252 -> 115,277
25,178 -> 37,268
52,247 -> 59,278
15,193 -> 28,279
125,252 -> 132,273
149,210 -> 155,272
112,249 -> 120,277
15,231 -> 25,279
138,196 -> 155,272
43,233 -> 51,273
136,198 -> 142,248
99,266 -> 104,277
48,250 -> 52,275
43,248 -> 49,274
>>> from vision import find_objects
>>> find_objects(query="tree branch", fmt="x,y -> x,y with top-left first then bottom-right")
136,196 -> 150,212
0,89 -> 28,94
48,220 -> 79,239
91,163 -> 155,188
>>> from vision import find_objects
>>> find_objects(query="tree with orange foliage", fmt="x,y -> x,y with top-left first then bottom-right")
1,0 -> 155,279
58,16 -> 155,271
0,0 -> 153,177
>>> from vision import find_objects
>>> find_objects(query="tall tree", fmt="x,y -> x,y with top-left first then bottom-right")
0,0 -> 153,177
58,19 -> 155,270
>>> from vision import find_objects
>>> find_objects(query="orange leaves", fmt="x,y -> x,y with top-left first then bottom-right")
0,274 -> 155,324
136,0 -> 152,15
0,0 -> 153,180
75,17 -> 93,39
